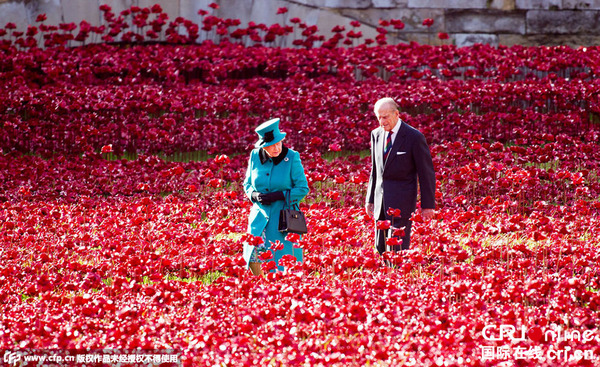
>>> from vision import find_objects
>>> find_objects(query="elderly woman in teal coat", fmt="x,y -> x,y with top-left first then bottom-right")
243,118 -> 309,275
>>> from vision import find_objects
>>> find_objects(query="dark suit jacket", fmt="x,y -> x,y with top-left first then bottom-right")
366,122 -> 436,220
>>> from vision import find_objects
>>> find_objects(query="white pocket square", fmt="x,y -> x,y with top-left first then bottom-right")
396,151 -> 407,155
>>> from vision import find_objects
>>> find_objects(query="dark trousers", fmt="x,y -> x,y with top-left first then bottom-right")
375,209 -> 413,254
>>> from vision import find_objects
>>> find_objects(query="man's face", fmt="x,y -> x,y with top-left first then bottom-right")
264,141 -> 283,157
375,107 -> 399,132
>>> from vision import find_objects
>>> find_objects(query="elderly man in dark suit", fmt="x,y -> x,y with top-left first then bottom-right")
365,97 -> 436,254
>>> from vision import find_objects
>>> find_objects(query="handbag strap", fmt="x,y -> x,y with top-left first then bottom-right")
283,190 -> 298,210
284,190 -> 291,209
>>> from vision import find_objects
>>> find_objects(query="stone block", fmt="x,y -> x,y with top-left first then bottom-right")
25,0 -> 62,26
340,7 -> 445,32
454,33 -> 499,47
287,0 -> 372,8
0,2 -> 27,31
527,10 -> 600,34
324,0 -> 372,7
62,0 -> 102,26
408,0 -> 487,9
373,0 -> 410,7
489,0 -> 517,10
499,33 -> 600,46
515,0 -> 561,9
563,0 -> 600,9
179,0 -> 211,27
498,33 -> 533,45
317,8 -> 379,41
398,31 -> 453,45
283,4 -> 342,47
246,0 -> 281,23
446,10 -> 526,34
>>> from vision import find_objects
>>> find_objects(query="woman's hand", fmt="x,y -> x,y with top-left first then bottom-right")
251,191 -> 285,204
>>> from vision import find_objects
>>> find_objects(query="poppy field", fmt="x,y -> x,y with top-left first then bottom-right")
1,4 -> 600,366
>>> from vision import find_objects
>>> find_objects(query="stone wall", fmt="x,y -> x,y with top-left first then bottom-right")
1,0 -> 600,47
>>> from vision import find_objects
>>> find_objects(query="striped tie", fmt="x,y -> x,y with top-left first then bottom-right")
383,131 -> 393,161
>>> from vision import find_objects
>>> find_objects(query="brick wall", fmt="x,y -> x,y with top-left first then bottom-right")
1,0 -> 600,47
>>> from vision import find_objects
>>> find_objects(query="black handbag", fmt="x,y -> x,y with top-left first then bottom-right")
278,191 -> 308,234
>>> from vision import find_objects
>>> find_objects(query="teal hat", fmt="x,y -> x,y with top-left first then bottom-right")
254,118 -> 286,148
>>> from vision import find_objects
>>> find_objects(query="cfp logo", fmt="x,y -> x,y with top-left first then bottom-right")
482,324 -> 528,341
3,351 -> 22,365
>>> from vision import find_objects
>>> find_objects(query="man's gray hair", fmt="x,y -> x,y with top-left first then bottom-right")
374,97 -> 399,113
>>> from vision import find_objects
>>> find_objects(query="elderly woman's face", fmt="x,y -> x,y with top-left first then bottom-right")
264,141 -> 283,157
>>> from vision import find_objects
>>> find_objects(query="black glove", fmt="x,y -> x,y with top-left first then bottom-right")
261,191 -> 285,204
251,191 -> 285,205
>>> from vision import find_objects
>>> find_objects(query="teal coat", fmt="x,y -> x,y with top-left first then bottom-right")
243,146 -> 309,271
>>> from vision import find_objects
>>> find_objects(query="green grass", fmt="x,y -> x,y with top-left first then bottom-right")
321,149 -> 370,161
200,271 -> 224,285
165,271 -> 224,285
523,159 -> 560,170
102,150 -> 213,162
212,232 -> 244,241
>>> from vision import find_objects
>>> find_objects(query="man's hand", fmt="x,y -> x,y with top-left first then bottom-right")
365,203 -> 374,217
422,208 -> 435,221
